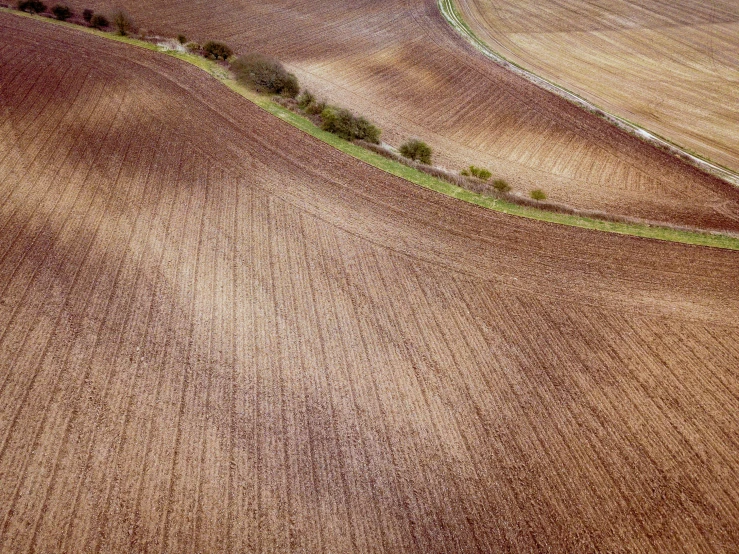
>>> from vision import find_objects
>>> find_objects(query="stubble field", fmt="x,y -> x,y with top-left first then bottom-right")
2,13 -> 739,553
58,0 -> 739,232
456,0 -> 739,176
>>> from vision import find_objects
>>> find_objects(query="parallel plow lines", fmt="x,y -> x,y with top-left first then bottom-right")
1,14 -> 738,553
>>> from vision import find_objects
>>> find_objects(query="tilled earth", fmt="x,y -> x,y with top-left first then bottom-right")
1,14 -> 739,553
457,0 -> 739,179
54,0 -> 739,232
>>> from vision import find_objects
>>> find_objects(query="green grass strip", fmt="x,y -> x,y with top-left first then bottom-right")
4,7 -> 739,250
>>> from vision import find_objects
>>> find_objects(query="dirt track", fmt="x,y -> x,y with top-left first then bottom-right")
58,0 -> 739,233
2,14 -> 739,553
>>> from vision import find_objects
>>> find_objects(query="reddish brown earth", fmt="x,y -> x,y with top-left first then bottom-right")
57,0 -> 739,233
2,14 -> 739,553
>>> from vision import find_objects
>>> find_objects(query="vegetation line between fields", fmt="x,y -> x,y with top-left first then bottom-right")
437,0 -> 739,189
4,7 -> 739,251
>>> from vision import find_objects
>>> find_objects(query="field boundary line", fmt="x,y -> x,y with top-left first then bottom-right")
438,0 -> 739,189
3,8 -> 739,250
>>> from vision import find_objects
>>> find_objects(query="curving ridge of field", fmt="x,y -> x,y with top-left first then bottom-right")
59,0 -> 739,233
455,0 -> 739,178
2,13 -> 739,553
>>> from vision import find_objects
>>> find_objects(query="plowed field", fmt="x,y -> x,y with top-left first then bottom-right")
2,14 -> 739,553
456,0 -> 739,177
58,0 -> 739,232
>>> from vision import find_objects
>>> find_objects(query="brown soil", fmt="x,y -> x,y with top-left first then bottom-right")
54,0 -> 739,233
1,14 -> 739,553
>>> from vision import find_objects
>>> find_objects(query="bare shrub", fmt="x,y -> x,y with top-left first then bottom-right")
90,13 -> 108,28
202,40 -> 233,60
82,8 -> 93,21
113,10 -> 135,36
50,3 -> 71,19
17,0 -> 46,13
493,179 -> 511,192
231,53 -> 300,98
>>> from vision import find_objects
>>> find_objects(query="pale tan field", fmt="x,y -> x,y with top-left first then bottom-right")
457,0 -> 739,173
2,14 -> 739,553
55,0 -> 739,231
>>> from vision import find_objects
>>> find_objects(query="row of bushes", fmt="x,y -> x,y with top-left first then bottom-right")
15,1 -> 135,33
224,50 -> 548,199
229,53 -> 548,199
15,0 -> 547,203
360,141 -> 555,206
13,1 -> 437,175
297,91 -> 381,143
13,0 -> 239,56
461,165 -> 491,180
460,164 -> 547,199
227,60 -> 383,144
294,91 -> 438,167
180,41 -> 234,60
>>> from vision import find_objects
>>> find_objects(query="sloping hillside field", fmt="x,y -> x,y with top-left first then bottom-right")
60,0 -> 739,232
456,0 -> 739,176
2,13 -> 739,553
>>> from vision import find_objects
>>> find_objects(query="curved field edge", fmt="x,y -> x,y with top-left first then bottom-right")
4,8 -> 739,251
438,0 -> 739,189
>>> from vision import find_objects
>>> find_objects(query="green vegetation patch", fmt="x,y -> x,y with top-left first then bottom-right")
462,165 -> 492,180
320,106 -> 381,143
399,139 -> 432,165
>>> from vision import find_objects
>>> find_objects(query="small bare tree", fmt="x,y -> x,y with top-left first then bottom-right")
90,13 -> 109,28
113,10 -> 135,36
17,0 -> 46,13
51,4 -> 72,20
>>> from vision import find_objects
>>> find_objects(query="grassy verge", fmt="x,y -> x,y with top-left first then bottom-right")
4,7 -> 739,250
